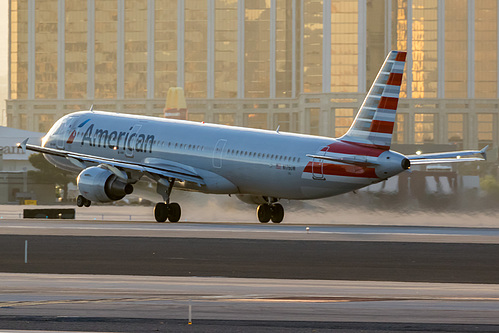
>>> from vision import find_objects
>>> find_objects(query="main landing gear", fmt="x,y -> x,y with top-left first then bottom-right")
154,202 -> 181,223
154,178 -> 182,223
76,195 -> 91,207
257,202 -> 284,223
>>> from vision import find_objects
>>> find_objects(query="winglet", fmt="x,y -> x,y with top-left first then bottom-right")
480,145 -> 489,160
17,138 -> 29,153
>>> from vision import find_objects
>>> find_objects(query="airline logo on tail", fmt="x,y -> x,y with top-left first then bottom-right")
340,51 -> 407,150
302,51 -> 407,180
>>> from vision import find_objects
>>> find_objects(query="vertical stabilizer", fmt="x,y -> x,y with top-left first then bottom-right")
339,51 -> 407,150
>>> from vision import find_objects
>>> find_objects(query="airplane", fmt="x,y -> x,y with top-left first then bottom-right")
18,51 -> 487,223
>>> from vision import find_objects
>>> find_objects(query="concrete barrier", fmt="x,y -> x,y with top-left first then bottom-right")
23,208 -> 75,219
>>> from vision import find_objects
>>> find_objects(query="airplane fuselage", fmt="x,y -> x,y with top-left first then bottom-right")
43,111 -> 405,201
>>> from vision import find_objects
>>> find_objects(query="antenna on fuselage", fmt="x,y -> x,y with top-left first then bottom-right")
89,104 -> 94,112
276,125 -> 280,134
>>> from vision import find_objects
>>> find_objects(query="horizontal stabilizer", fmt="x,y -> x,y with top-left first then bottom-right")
409,157 -> 485,165
407,146 -> 488,165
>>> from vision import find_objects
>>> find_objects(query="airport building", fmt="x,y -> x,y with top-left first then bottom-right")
6,0 -> 499,152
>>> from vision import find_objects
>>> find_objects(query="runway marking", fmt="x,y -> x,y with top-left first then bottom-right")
2,296 -> 499,308
3,224 -> 499,237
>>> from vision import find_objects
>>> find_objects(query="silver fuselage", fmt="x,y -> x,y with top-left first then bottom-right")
43,111 -> 407,200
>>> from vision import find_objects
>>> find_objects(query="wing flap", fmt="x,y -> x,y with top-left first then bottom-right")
18,141 -> 205,185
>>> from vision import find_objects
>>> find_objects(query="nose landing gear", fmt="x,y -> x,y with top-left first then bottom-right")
76,195 -> 91,207
257,202 -> 284,223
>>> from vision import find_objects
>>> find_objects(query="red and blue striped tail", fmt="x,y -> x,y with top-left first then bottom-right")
339,51 -> 407,150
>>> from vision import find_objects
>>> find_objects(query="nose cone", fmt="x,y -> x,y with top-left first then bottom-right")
375,150 -> 410,179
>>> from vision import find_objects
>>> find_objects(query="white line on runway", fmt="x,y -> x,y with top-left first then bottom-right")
2,220 -> 499,243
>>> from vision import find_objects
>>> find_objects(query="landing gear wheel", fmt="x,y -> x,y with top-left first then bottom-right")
76,195 -> 84,207
77,195 -> 91,208
270,203 -> 284,223
168,202 -> 181,222
257,203 -> 271,223
154,202 -> 168,222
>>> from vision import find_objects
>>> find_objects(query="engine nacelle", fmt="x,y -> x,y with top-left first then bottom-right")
77,166 -> 133,203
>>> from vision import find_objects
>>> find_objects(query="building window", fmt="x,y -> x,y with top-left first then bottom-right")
393,113 -> 407,144
411,0 -> 438,98
188,113 -> 205,122
35,0 -> 58,99
124,1 -> 147,99
274,113 -> 290,132
154,0 -> 177,99
19,114 -> 27,130
215,0 -> 238,98
308,108 -> 320,135
245,1 -> 270,98
475,1 -> 498,98
244,113 -> 267,130
37,114 -> 55,133
445,0 -> 468,98
477,113 -> 495,148
447,113 -> 465,148
275,0 -> 292,97
414,113 -> 435,144
65,0 -> 87,99
303,0 -> 323,93
331,0 -> 358,93
334,108 -> 354,137
214,113 -> 235,126
184,0 -> 208,98
394,0 -> 408,98
94,0 -> 118,99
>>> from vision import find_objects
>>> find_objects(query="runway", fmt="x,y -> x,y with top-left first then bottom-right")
1,274 -> 499,332
1,218 -> 499,243
1,217 -> 499,332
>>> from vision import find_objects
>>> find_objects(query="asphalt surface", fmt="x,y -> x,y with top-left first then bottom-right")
2,274 -> 499,332
1,234 -> 499,283
2,317 -> 499,333
2,218 -> 499,332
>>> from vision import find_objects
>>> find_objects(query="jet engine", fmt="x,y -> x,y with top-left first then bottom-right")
77,166 -> 133,203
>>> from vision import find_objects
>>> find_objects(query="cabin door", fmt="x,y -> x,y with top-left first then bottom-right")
312,146 -> 329,180
213,139 -> 227,168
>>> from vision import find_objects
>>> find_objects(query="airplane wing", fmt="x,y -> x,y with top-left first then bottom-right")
407,146 -> 488,165
17,139 -> 205,185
